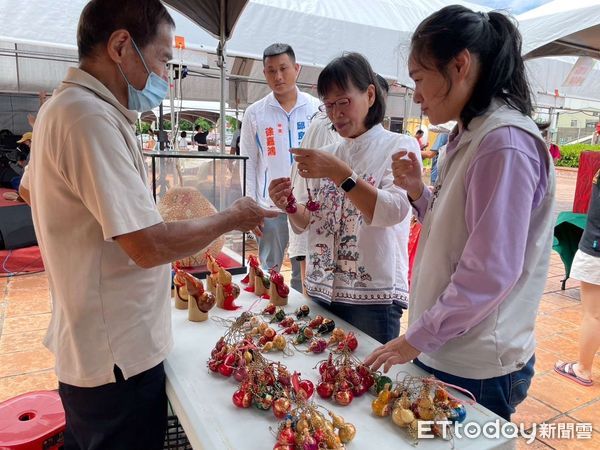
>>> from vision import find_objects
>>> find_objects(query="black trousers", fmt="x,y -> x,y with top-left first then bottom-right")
58,362 -> 167,450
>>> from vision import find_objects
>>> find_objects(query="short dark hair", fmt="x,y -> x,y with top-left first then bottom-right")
317,53 -> 385,130
376,74 -> 389,95
411,5 -> 532,129
181,131 -> 187,138
195,124 -> 201,131
263,43 -> 295,64
77,0 -> 175,60
536,122 -> 550,132
416,130 -> 424,136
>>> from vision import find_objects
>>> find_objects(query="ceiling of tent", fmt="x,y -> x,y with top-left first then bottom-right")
526,56 -> 600,106
141,110 -> 221,124
0,0 -> 486,93
161,0 -> 489,83
4,0 -> 600,122
518,0 -> 600,59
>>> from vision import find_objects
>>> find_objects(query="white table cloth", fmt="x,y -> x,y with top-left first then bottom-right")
165,275 -> 515,450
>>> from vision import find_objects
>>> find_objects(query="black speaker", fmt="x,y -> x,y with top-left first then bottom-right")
0,204 -> 37,250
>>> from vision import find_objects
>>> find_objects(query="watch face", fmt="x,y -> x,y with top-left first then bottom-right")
341,177 -> 356,192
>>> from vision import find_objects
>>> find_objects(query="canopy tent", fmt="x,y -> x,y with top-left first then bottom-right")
516,0 -> 600,109
0,0 -> 486,99
518,0 -> 600,60
165,0 -> 247,40
158,0 -> 489,84
141,110 -> 218,126
0,0 -> 249,150
524,56 -> 600,107
8,0 -> 599,137
140,100 -> 245,125
0,0 -> 496,139
163,0 -> 249,152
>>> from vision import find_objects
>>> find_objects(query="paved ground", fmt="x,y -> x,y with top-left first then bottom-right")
1,167 -> 597,449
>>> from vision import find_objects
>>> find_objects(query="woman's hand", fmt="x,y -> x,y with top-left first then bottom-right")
291,148 -> 351,186
363,334 -> 421,373
268,177 -> 292,211
391,151 -> 425,201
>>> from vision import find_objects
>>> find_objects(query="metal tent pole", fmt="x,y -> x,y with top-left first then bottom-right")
219,0 -> 227,154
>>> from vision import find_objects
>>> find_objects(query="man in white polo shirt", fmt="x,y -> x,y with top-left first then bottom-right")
240,43 -> 320,290
19,1 -> 276,449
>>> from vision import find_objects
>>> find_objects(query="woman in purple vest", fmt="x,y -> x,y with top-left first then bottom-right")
366,5 -> 555,421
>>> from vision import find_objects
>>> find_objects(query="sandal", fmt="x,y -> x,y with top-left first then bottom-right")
554,361 -> 593,387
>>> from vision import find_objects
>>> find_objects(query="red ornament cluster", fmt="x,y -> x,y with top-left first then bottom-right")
305,187 -> 320,212
316,353 -> 375,407
205,307 -> 369,449
285,190 -> 298,214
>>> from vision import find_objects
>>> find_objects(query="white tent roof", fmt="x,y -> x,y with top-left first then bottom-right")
525,56 -> 600,106
0,0 -> 492,134
0,0 -> 487,89
214,0 -> 488,82
518,0 -> 600,59
516,0 -> 600,105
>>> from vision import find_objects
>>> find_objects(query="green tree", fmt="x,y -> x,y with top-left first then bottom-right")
136,121 -> 151,134
194,118 -> 213,131
226,116 -> 241,130
179,120 -> 194,131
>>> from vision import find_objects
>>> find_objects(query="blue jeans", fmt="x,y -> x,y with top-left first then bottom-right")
257,213 -> 288,271
413,355 -> 535,421
312,297 -> 403,344
10,176 -> 21,190
58,363 -> 167,450
290,256 -> 303,293
257,213 -> 301,291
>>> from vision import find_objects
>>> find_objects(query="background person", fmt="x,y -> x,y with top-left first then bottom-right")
146,129 -> 157,150
0,131 -> 31,199
194,124 -> 209,151
177,130 -> 189,150
537,122 -> 561,164
240,43 -> 320,277
555,168 -> 600,387
229,121 -> 242,156
593,121 -> 600,145
415,129 -> 428,151
428,131 -> 449,184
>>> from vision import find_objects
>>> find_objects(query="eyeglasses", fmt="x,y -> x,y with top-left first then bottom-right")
318,97 -> 351,113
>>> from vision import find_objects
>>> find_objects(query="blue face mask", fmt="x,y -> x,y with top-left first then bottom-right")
118,38 -> 168,112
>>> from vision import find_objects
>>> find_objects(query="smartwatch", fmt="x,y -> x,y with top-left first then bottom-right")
339,171 -> 358,193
